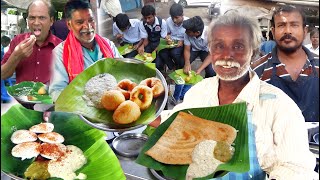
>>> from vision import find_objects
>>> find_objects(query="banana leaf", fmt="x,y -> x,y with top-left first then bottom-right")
117,44 -> 134,56
136,103 -> 249,180
6,81 -> 52,104
134,51 -> 157,63
1,104 -> 126,180
55,58 -> 166,130
169,69 -> 203,85
157,38 -> 179,52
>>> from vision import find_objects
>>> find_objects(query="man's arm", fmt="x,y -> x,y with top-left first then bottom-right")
48,43 -> 69,102
137,21 -> 149,54
183,45 -> 191,74
196,52 -> 212,74
1,36 -> 36,79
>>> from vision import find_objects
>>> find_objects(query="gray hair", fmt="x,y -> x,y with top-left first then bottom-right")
208,10 -> 262,56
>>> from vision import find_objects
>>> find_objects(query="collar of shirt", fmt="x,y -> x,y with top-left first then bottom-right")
269,45 -> 316,67
145,17 -> 160,29
129,19 -> 138,28
232,69 -> 261,111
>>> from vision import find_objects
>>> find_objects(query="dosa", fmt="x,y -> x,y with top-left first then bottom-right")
145,111 -> 237,164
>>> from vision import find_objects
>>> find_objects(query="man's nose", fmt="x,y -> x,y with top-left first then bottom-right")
221,46 -> 234,59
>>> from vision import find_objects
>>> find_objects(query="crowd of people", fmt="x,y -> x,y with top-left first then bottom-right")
0,0 -> 319,179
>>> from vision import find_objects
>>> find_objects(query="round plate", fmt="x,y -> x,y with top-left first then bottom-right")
313,133 -> 319,144
78,58 -> 168,132
112,133 -> 148,157
150,169 -> 174,180
1,171 -> 24,180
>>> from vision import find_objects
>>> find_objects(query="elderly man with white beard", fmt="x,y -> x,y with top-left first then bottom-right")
152,11 -> 318,179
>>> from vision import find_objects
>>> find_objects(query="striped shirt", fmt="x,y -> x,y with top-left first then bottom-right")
161,69 -> 317,179
253,46 -> 319,82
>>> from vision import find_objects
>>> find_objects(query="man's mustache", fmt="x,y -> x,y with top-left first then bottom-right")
280,34 -> 297,41
215,60 -> 240,68
80,29 -> 94,33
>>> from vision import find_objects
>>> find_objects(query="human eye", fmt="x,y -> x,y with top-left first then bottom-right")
233,43 -> 245,50
39,16 -> 47,20
211,43 -> 224,52
28,16 -> 35,21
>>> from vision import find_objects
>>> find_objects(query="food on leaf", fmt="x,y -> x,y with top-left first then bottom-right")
113,100 -> 141,124
117,79 -> 137,100
101,90 -> 126,111
139,77 -> 165,98
38,86 -> 47,95
82,73 -> 117,108
186,140 -> 234,179
130,85 -> 153,110
29,122 -> 54,133
11,130 -> 37,144
145,112 -> 237,165
11,142 -> 41,160
38,132 -> 64,144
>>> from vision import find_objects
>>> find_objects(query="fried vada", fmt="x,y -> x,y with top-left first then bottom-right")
117,79 -> 137,100
139,77 -> 164,98
113,100 -> 141,124
130,85 -> 153,110
101,90 -> 126,111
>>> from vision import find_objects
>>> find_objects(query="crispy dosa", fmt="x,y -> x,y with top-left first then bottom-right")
145,111 -> 237,165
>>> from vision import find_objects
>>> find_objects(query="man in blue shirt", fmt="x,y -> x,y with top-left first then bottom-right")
113,13 -> 143,58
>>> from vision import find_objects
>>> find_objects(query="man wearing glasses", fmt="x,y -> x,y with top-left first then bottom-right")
1,0 -> 62,84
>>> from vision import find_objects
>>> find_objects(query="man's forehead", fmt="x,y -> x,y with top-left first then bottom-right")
274,11 -> 303,22
71,9 -> 93,18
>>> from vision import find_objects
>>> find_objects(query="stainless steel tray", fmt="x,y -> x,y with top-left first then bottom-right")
78,58 -> 168,132
112,133 -> 148,157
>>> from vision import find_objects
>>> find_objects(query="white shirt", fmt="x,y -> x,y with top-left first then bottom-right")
161,69 -> 318,180
184,26 -> 209,52
112,19 -> 141,44
166,16 -> 189,41
139,17 -> 167,39
305,44 -> 319,55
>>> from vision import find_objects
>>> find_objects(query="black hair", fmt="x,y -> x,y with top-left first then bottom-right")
1,35 -> 11,44
182,16 -> 204,33
310,28 -> 319,37
27,0 -> 55,18
170,3 -> 183,17
141,5 -> 155,17
115,13 -> 130,30
64,0 -> 92,20
271,5 -> 306,27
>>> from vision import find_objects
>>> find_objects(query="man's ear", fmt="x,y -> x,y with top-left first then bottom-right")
66,20 -> 72,30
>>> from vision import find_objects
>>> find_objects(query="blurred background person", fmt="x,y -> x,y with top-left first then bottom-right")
1,35 -> 11,60
113,13 -> 142,58
51,12 -> 70,41
101,0 -> 123,20
305,28 -> 319,56
260,30 -> 276,55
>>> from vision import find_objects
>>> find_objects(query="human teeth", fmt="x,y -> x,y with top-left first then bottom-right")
222,66 -> 232,68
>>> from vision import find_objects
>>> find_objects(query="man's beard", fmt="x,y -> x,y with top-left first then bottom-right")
214,60 -> 250,81
276,34 -> 302,53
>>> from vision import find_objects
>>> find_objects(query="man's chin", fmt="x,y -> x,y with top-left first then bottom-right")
277,44 -> 302,54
